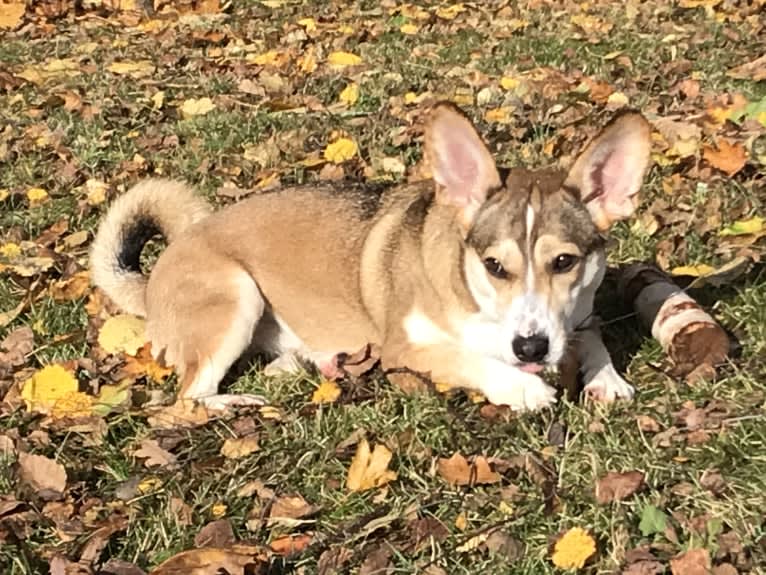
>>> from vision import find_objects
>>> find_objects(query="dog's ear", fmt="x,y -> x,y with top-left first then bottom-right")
425,103 -> 501,227
565,111 -> 652,231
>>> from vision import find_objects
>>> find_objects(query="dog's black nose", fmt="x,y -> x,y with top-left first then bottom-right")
512,334 -> 549,363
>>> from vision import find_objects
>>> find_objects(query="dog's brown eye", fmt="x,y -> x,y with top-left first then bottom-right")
552,254 -> 579,274
483,257 -> 508,279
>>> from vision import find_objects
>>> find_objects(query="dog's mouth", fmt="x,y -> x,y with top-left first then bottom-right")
518,362 -> 545,374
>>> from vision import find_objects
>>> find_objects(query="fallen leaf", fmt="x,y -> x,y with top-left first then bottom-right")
0,1 -> 25,30
0,325 -> 34,368
654,118 -> 701,159
50,271 -> 90,301
551,527 -> 597,569
220,436 -> 260,459
485,530 -> 524,561
297,17 -> 316,32
636,415 -> 661,433
100,559 -> 147,575
670,264 -> 716,277
595,470 -> 645,503
26,187 -> 49,205
327,51 -> 362,68
270,533 -> 313,555
346,438 -> 397,492
122,342 -> 173,381
670,548 -> 711,575
180,97 -> 216,118
149,545 -> 266,575
703,140 -> 748,175
437,453 -> 501,486
639,505 -> 668,536
435,3 -> 467,20
727,53 -> 766,82
50,391 -> 94,419
339,82 -> 359,106
211,502 -> 227,518
21,364 -> 79,415
18,452 -> 67,496
133,439 -> 178,468
400,23 -> 419,35
312,380 -> 341,404
317,547 -> 352,575
107,61 -> 155,78
194,519 -> 235,548
719,216 -> 763,236
98,314 -> 146,355
267,494 -> 317,526
324,137 -> 358,163
358,544 -> 392,575
93,383 -> 132,417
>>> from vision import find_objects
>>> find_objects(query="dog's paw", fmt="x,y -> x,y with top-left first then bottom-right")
481,364 -> 557,411
263,353 -> 302,376
583,367 -> 634,402
197,393 -> 268,412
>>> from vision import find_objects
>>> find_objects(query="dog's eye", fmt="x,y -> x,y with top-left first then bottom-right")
552,254 -> 579,274
483,257 -> 508,279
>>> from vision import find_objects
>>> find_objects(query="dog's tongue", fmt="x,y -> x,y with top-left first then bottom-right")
520,363 -> 545,374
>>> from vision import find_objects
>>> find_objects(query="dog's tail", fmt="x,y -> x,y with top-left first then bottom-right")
90,179 -> 212,316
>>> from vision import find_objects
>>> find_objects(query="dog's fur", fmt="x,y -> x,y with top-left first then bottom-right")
91,103 -> 651,411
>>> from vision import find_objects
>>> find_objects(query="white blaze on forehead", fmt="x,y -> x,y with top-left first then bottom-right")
525,202 -> 536,292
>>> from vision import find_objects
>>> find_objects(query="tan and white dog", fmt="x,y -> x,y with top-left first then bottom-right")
90,103 -> 651,411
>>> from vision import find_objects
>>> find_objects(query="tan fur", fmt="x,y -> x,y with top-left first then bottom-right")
90,104 -> 652,411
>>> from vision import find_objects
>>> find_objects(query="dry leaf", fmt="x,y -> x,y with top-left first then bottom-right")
220,436 -> 260,459
670,548 -> 711,575
595,470 -> 645,503
149,545 -> 266,575
400,23 -> 419,35
327,51 -> 362,67
133,439 -> 178,468
26,187 -> 49,205
551,527 -> 597,569
18,452 -> 67,496
339,82 -> 359,106
324,137 -> 358,163
21,364 -> 79,415
98,315 -> 146,355
50,271 -> 90,301
0,325 -> 34,368
270,533 -> 313,555
719,216 -> 763,236
703,140 -> 748,175
180,97 -> 216,118
107,61 -> 155,78
346,438 -> 397,492
0,1 -> 26,30
267,494 -> 317,526
437,453 -> 501,486
311,380 -> 341,404
727,53 -> 766,82
194,519 -> 235,548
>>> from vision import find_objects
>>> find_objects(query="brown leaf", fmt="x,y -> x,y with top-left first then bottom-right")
339,343 -> 381,378
703,140 -> 748,176
149,545 -> 267,575
169,497 -> 193,526
317,546 -> 353,575
18,452 -> 67,497
727,53 -> 766,81
101,558 -> 148,575
712,563 -> 738,575
0,326 -> 34,368
484,530 -> 524,561
133,439 -> 178,468
406,516 -> 449,553
270,533 -> 313,555
595,470 -> 645,503
437,453 -> 501,486
267,494 -> 318,525
359,544 -> 392,575
79,515 -> 129,567
220,435 -> 260,459
622,560 -> 666,574
670,548 -> 711,575
700,469 -> 726,495
194,519 -> 235,548
636,415 -> 661,433
0,1 -> 25,30
346,438 -> 397,492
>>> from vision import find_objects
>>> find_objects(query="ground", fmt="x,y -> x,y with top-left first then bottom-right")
0,1 -> 765,574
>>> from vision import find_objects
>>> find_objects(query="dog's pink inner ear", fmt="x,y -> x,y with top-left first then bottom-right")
426,104 -> 501,212
567,113 -> 652,230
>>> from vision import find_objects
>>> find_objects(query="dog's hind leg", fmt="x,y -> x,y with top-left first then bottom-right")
149,265 -> 268,411
575,324 -> 634,402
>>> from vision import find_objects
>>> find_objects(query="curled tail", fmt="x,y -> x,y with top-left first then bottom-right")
90,179 -> 212,316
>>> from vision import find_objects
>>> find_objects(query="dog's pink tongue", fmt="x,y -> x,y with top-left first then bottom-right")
520,363 -> 545,374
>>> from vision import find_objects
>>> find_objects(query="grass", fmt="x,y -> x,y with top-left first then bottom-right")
1,1 -> 765,574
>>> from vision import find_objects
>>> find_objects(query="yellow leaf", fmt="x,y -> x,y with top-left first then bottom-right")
404,91 -> 418,104
339,82 -> 359,106
719,216 -> 763,236
456,532 -> 489,552
297,47 -> 318,73
85,179 -> 108,206
607,91 -> 629,108
346,438 -> 397,492
0,1 -> 25,30
179,97 -> 216,119
327,51 -> 362,68
250,50 -> 289,67
500,76 -> 520,90
455,512 -> 468,531
98,314 -> 146,355
297,17 -> 316,32
484,107 -> 511,123
0,189 -> 8,201
0,242 -> 21,259
220,436 -> 261,459
107,60 -> 155,77
671,264 -> 716,277
400,23 -> 419,35
311,380 -> 341,404
152,91 -> 165,110
21,365 -> 79,415
137,477 -> 162,494
435,3 -> 466,20
211,502 -> 227,518
551,527 -> 597,569
26,187 -> 49,205
323,137 -> 358,163
93,383 -> 131,417
51,391 -> 94,419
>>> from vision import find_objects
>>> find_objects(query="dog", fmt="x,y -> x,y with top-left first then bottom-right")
90,102 -> 651,411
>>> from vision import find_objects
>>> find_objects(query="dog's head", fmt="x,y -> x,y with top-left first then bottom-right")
425,103 -> 652,372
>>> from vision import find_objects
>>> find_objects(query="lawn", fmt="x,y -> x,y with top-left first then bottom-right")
0,1 -> 765,574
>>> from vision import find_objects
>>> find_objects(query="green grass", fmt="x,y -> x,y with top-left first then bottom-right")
1,1 -> 765,574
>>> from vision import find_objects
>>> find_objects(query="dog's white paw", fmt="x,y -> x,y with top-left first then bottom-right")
197,393 -> 268,411
583,366 -> 634,402
263,353 -> 302,376
480,363 -> 557,411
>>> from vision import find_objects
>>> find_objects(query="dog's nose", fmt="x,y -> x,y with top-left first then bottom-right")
512,334 -> 549,363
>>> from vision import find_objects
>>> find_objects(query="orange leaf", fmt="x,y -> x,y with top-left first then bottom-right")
270,533 -> 313,555
703,140 -> 748,175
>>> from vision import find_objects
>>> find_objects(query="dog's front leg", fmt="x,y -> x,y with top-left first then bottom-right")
384,343 -> 557,411
575,324 -> 635,401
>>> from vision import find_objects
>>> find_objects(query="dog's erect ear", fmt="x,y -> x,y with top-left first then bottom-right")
425,103 -> 501,227
565,112 -> 652,231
